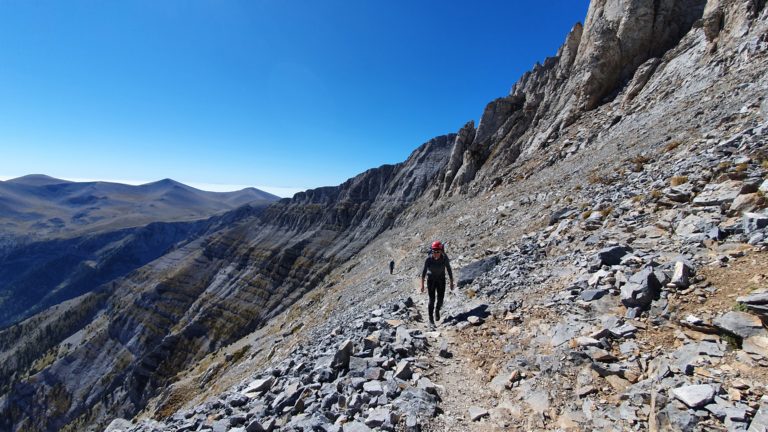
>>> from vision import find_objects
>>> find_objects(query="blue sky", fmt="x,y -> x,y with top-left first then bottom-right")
0,1 -> 590,197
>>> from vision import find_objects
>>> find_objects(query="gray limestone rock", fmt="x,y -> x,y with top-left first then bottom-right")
342,421 -> 372,432
749,402 -> 768,432
104,419 -> 134,432
693,180 -> 744,206
334,340 -> 354,371
743,212 -> 768,234
244,377 -> 275,395
468,406 -> 489,421
671,261 -> 692,288
713,312 -> 765,339
394,361 -> 413,381
457,256 -> 500,288
364,408 -> 395,428
658,403 -> 698,431
581,288 -> 607,302
392,387 -> 438,419
363,381 -> 384,396
671,384 -> 717,408
621,268 -> 661,309
597,246 -> 631,266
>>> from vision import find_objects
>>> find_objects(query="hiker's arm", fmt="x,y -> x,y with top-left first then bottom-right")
446,259 -> 454,290
420,259 -> 428,292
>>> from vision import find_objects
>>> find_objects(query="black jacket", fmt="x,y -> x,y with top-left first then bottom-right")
421,254 -> 453,281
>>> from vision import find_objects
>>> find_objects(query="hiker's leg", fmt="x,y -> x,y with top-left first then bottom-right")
435,278 -> 446,320
427,278 -> 437,323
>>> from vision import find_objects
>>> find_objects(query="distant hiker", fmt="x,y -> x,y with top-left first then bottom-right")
389,260 -> 395,275
420,241 -> 454,327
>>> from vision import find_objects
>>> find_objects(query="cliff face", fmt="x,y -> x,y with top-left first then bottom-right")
2,0 -> 767,431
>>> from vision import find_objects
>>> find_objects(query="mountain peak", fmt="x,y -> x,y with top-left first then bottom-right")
5,174 -> 72,186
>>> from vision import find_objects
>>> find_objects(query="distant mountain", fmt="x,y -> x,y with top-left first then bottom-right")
4,174 -> 74,187
0,175 -> 280,240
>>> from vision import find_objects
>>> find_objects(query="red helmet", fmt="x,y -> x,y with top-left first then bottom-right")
431,241 -> 443,251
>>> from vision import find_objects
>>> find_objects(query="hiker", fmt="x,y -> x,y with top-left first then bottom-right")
389,260 -> 395,275
420,240 -> 454,326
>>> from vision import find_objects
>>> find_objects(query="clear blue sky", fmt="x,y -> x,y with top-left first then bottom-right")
0,1 -> 590,197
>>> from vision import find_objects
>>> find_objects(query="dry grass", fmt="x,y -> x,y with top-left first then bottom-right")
588,172 -> 617,185
670,176 -> 689,186
664,140 -> 684,152
629,154 -> 652,164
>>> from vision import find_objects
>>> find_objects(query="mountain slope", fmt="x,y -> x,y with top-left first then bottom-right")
2,0 -> 768,431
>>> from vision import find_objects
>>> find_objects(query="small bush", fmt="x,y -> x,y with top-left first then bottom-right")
732,302 -> 749,312
664,140 -> 683,152
670,176 -> 689,186
762,160 -> 768,169
630,155 -> 651,164
631,195 -> 644,203
650,189 -> 663,199
721,333 -> 741,350
588,173 -> 617,185
734,163 -> 748,172
600,207 -> 613,217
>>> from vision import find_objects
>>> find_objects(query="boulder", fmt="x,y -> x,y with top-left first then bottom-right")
363,381 -> 384,396
468,406 -> 489,421
394,361 -> 413,380
671,384 -> 717,408
342,421 -> 372,432
743,212 -> 768,233
620,268 -> 661,309
730,193 -> 764,213
104,419 -> 134,432
244,377 -> 275,394
693,180 -> 744,206
743,335 -> 768,358
457,256 -> 500,288
670,261 -> 691,288
334,340 -> 354,371
596,246 -> 631,266
749,402 -> 768,432
713,312 -> 765,339
580,289 -> 607,302
364,408 -> 394,428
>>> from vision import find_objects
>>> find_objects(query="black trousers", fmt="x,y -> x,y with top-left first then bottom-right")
427,277 -> 446,322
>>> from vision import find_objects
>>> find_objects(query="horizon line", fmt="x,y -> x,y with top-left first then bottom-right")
0,175 -> 305,198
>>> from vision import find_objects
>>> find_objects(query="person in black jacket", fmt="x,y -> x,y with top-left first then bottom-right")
420,240 -> 454,326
